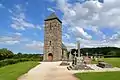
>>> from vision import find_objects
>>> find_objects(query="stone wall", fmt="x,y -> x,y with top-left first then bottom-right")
44,19 -> 62,61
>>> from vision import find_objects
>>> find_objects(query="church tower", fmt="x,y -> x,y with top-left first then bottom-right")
44,13 -> 62,61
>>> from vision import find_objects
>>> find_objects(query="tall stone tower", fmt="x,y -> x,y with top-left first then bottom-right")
44,13 -> 62,61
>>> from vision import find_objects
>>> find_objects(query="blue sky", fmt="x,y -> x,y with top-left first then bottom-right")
0,0 -> 120,54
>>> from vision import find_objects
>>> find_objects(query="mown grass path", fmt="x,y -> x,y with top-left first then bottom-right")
0,61 -> 39,80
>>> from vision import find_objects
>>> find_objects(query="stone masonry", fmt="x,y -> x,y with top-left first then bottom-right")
44,13 -> 62,61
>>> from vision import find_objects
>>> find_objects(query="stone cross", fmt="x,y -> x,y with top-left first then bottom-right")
74,52 -> 78,65
86,52 -> 88,56
77,41 -> 80,57
74,52 -> 77,58
69,49 -> 72,61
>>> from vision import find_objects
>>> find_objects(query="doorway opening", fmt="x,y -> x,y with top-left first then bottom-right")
48,53 -> 53,61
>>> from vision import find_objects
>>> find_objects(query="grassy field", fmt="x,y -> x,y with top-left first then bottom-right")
92,58 -> 120,67
75,71 -> 120,80
0,61 -> 39,80
76,58 -> 120,80
103,58 -> 120,67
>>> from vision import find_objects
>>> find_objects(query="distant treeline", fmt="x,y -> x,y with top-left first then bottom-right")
0,48 -> 43,67
0,48 -> 43,60
69,47 -> 120,57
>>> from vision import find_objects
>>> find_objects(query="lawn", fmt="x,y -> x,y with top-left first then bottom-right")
92,58 -> 120,67
76,58 -> 120,80
75,71 -> 120,80
103,58 -> 120,67
0,61 -> 39,80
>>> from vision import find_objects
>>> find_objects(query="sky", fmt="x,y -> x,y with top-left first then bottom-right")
0,0 -> 120,54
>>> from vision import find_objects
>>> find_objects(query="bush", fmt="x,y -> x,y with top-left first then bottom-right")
0,59 -> 30,68
0,57 -> 43,68
0,48 -> 14,60
12,53 -> 43,61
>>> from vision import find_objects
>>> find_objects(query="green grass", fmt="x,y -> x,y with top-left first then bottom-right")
92,58 -> 120,67
76,58 -> 120,80
75,71 -> 120,80
0,61 -> 39,80
103,58 -> 120,67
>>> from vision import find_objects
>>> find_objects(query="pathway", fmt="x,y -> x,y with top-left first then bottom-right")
18,61 -> 78,80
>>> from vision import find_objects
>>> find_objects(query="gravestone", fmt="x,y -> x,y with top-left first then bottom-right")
76,57 -> 84,65
68,42 -> 92,70
84,56 -> 91,64
60,60 -> 69,66
70,56 -> 92,70
69,50 -> 73,61
67,41 -> 93,70
97,62 -> 112,68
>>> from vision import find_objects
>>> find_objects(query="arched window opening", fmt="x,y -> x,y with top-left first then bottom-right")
50,41 -> 51,46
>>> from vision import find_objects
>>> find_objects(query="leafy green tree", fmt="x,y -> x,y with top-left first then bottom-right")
108,51 -> 116,56
0,48 -> 14,60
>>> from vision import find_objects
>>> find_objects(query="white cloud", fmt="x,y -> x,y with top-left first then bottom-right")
46,0 -> 55,2
36,25 -> 42,30
76,27 -> 92,40
68,27 -> 92,40
26,2 -> 29,5
0,3 -> 5,8
63,33 -> 70,40
11,12 -> 34,30
104,0 -> 116,3
75,38 -> 120,48
4,41 -> 20,45
8,9 -> 13,13
10,4 -> 42,30
0,32 -> 27,45
25,41 -> 44,50
63,42 -> 76,50
0,35 -> 21,45
56,0 -> 120,30
14,32 -> 22,36
55,0 -> 102,40
64,36 -> 120,49
53,0 -> 120,48
47,8 -> 55,12
110,32 -> 120,41
33,33 -> 38,36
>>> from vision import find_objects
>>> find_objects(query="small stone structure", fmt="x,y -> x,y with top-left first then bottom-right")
97,62 -> 112,68
67,56 -> 92,70
83,56 -> 91,64
69,50 -> 73,61
60,61 -> 70,66
67,42 -> 92,70
62,43 -> 68,61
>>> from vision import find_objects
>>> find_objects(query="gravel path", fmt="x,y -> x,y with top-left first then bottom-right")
18,61 -> 78,80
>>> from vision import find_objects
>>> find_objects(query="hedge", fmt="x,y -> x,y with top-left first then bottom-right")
0,59 -> 30,67
0,58 -> 42,68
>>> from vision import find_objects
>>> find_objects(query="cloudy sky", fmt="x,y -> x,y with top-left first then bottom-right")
0,0 -> 120,54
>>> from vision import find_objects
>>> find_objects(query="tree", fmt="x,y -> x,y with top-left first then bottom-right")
108,51 -> 116,56
0,48 -> 14,60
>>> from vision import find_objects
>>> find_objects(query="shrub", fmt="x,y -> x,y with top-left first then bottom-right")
0,48 -> 14,60
0,59 -> 30,68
